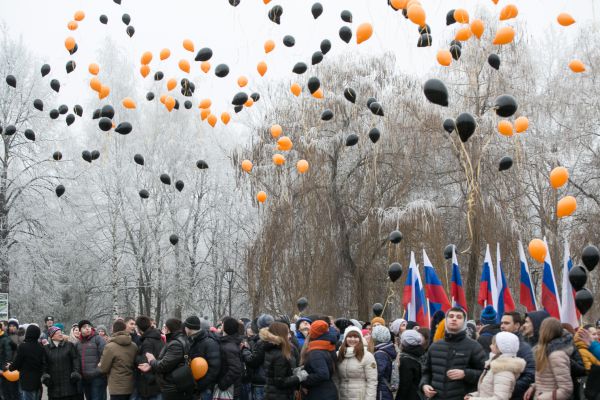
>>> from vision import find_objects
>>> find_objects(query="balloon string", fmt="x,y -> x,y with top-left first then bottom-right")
381,281 -> 396,317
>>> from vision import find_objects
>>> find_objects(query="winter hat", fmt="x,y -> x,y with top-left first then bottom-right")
309,320 -> 329,339
25,324 -> 41,342
96,325 -> 107,334
334,318 -> 353,334
480,305 -> 498,325
344,326 -> 367,345
296,317 -> 312,327
44,316 -> 54,322
54,323 -> 65,332
371,325 -> 391,344
361,329 -> 370,337
371,317 -> 386,326
257,314 -> 274,329
7,318 -> 19,329
350,319 -> 362,329
78,319 -> 92,330
401,329 -> 423,347
495,332 -> 520,357
390,318 -> 406,335
223,317 -> 240,336
48,326 -> 62,339
184,316 -> 201,330
406,321 -> 418,330
200,318 -> 211,331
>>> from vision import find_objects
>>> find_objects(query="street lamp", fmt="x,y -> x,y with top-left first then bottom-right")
225,269 -> 234,317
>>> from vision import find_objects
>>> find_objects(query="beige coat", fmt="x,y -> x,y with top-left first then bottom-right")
534,348 -> 573,400
335,348 -> 378,400
468,355 -> 526,400
98,331 -> 138,395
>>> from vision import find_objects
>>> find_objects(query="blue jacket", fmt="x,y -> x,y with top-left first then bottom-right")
512,334 -> 535,400
296,330 -> 307,349
589,341 -> 600,360
302,348 -> 337,400
374,342 -> 397,400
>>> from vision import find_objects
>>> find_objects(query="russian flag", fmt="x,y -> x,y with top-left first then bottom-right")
496,243 -> 516,322
477,244 -> 498,309
560,241 -> 579,328
402,251 -> 429,327
518,240 -> 537,312
423,249 -> 451,314
451,246 -> 468,312
541,239 -> 562,320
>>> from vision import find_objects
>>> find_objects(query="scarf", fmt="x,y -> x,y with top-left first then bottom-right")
308,339 -> 335,352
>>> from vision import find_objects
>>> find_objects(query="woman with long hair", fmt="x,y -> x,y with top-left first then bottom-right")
524,318 -> 573,400
262,322 -> 303,400
336,327 -> 377,400
68,324 -> 80,344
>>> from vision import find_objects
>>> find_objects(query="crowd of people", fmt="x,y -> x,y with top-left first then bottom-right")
0,307 -> 599,400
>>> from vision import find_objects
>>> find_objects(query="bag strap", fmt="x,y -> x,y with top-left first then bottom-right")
175,336 -> 191,365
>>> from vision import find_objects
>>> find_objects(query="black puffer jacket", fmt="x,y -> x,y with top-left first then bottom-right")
151,332 -> 192,397
218,334 -> 243,396
396,345 -> 424,400
44,340 -> 81,399
136,328 -> 164,398
420,329 -> 486,400
242,334 -> 267,385
477,324 -> 500,357
260,328 -> 299,400
188,330 -> 222,393
10,327 -> 45,391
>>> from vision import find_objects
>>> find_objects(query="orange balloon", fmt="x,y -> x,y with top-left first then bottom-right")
90,77 -> 102,92
65,37 -> 76,51
199,99 -> 212,109
436,50 -> 452,66
191,357 -> 208,380
455,26 -> 472,41
264,40 -> 275,54
68,21 -> 79,31
165,96 -> 175,112
277,136 -> 293,151
160,48 -> 171,60
557,13 -> 575,26
88,63 -> 100,75
271,124 -> 283,138
200,108 -> 211,121
453,9 -> 469,24
491,0 -> 499,4
140,52 -> 152,65
201,62 -> 211,73
244,98 -> 254,108
312,88 -> 324,99
390,0 -> 408,10
569,60 -> 585,73
291,83 -> 302,96
296,160 -> 309,174
407,5 -> 426,26
499,4 -> 518,21
470,19 -> 485,39
515,116 -> 529,133
167,78 -> 177,91
263,0 -> 271,3
122,97 -> 136,109
528,239 -> 547,263
74,10 -> 85,21
498,120 -> 514,137
179,60 -> 190,73
140,65 -> 150,78
159,94 -> 167,104
241,160 -> 253,173
183,39 -> 194,52
207,114 -> 217,127
550,166 -> 569,189
238,76 -> 248,87
272,154 -> 286,166
256,191 -> 267,203
493,26 -> 515,45
3,370 -> 19,382
356,23 -> 373,44
221,112 -> 231,125
557,196 -> 577,218
99,85 -> 110,100
257,61 -> 268,77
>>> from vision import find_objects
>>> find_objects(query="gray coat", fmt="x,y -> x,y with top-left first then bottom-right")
76,332 -> 106,379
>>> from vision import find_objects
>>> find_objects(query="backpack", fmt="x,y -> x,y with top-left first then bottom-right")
170,336 -> 196,392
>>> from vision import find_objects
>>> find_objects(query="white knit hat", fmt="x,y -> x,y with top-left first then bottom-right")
401,329 -> 423,347
344,326 -> 367,346
372,325 -> 391,344
390,319 -> 406,335
494,332 -> 519,357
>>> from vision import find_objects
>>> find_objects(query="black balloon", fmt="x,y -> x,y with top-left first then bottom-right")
41,64 -> 51,77
175,180 -> 184,192
345,133 -> 359,146
321,110 -> 334,121
444,244 -> 456,260
169,234 -> 179,245
139,189 -> 149,199
344,87 -> 357,103
582,245 -> 599,271
446,9 -> 456,25
495,95 -> 518,117
184,100 -> 192,109
341,10 -> 352,23
73,105 -> 83,117
92,109 -> 101,119
418,24 -> 431,35
369,102 -> 384,116
122,13 -> 131,25
456,113 -> 476,142
146,92 -> 155,101
55,185 -> 65,198
195,48 -> 213,62
99,14 -> 108,24
66,114 -> 75,126
50,79 -> 60,92
4,125 -> 16,136
320,39 -> 331,54
160,174 -> 171,185
229,0 -> 241,6
311,3 -> 323,19
91,150 -> 100,160
268,5 -> 283,24
58,105 -> 68,114
292,62 -> 307,74
82,150 -> 92,163
52,151 -> 62,161
575,288 -> 594,315
312,51 -> 324,65
297,297 -> 308,312
569,266 -> 588,291
368,127 -> 381,143
154,71 -> 164,81
5,75 -> 16,88
196,160 -> 209,169
488,54 -> 500,70
69,43 -> 78,55
33,99 -> 44,111
232,92 -> 248,106
98,117 -> 112,131
450,44 -> 461,60
115,122 -> 132,135
126,26 -> 135,37
283,35 -> 295,47
134,154 -> 144,166
499,156 -> 513,171
417,34 -> 433,47
24,129 -> 35,141
450,40 -> 462,49
101,105 -> 115,119
423,79 -> 449,107
234,105 -> 243,113
443,118 -> 455,133
114,0 -> 121,4
251,92 -> 260,102
388,263 -> 403,282
66,60 -> 76,73
372,303 -> 384,317
339,26 -> 352,43
389,230 -> 403,244
307,77 -> 320,94
215,64 -> 230,78
49,110 -> 59,120
366,97 -> 377,108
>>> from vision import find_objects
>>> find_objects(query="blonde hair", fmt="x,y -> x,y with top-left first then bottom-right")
535,318 -> 563,372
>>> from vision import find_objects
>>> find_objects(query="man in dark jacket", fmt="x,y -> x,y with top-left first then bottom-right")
522,309 -> 550,347
135,316 -> 164,400
40,316 -> 54,345
477,305 -> 500,356
242,314 -> 274,400
0,322 -> 18,400
76,320 -> 107,400
9,324 -> 45,400
184,316 -> 221,400
500,311 -> 535,400
43,326 -> 82,400
217,317 -> 243,398
125,317 -> 142,347
420,307 -> 486,400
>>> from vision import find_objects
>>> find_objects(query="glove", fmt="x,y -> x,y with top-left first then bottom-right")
41,373 -> 51,387
70,372 -> 81,383
296,369 -> 309,382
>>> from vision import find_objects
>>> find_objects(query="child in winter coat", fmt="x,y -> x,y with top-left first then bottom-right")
396,329 -> 424,400
372,326 -> 396,400
336,327 -> 377,400
466,332 -> 526,400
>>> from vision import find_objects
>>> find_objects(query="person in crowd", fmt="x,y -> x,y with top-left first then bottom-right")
184,316 -> 221,400
300,320 -> 338,400
524,318 -> 573,400
477,306 -> 500,357
406,321 -> 420,331
420,307 -> 486,400
466,332 -> 526,400
419,328 -> 431,351
9,324 -> 45,400
124,317 -> 141,347
40,316 -> 55,344
99,320 -> 138,400
76,320 -> 107,400
429,312 -> 445,345
295,317 -> 312,350
397,330 -> 424,400
135,316 -> 163,400
43,326 -> 82,400
372,325 -> 395,400
241,321 -> 255,400
362,329 -> 371,345
521,310 -> 550,347
69,324 -> 81,344
389,319 -> 407,341
261,321 -> 304,400
139,318 -> 193,400
216,317 -> 243,399
574,327 -> 600,371
7,318 -> 22,347
0,320 -> 18,400
96,326 -> 109,343
500,312 -> 535,400
242,314 -> 274,400
336,326 -> 377,400
466,320 -> 478,340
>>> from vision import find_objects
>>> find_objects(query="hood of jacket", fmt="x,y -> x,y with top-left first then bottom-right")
526,310 -> 550,337
111,331 -> 133,346
490,355 -> 527,375
375,341 -> 397,359
546,334 -> 574,356
141,328 -> 162,341
220,333 -> 242,346
259,327 -> 284,346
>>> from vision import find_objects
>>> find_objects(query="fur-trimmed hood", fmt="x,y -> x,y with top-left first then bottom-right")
259,327 -> 284,345
546,334 -> 574,357
489,355 -> 527,375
